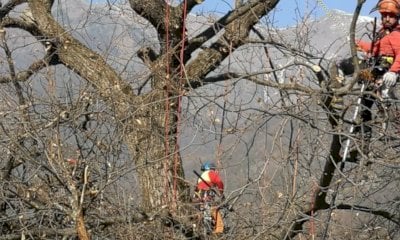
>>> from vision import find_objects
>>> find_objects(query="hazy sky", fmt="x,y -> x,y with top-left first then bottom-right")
85,0 -> 380,27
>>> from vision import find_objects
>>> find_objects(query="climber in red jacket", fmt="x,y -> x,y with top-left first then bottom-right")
194,161 -> 224,234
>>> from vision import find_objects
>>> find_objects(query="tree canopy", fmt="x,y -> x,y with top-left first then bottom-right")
0,0 -> 399,239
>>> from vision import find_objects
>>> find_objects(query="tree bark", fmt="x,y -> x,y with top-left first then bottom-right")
28,0 -> 188,212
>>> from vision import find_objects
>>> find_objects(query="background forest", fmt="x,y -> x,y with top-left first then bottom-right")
0,0 -> 399,239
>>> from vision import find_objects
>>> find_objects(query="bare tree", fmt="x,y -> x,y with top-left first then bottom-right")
0,0 -> 399,239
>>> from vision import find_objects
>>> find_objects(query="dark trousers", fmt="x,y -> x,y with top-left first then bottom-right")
352,88 -> 374,155
358,93 -> 374,138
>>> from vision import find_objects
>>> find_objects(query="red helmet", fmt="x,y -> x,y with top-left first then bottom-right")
372,0 -> 400,15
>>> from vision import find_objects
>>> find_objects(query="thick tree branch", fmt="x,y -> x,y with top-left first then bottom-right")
129,0 -> 166,33
1,16 -> 40,35
0,54 -> 59,83
185,0 -> 204,13
336,203 -> 400,225
0,0 -> 26,20
28,0 -> 135,118
187,0 -> 279,53
129,0 -> 187,42
185,0 -> 279,85
189,71 -> 318,95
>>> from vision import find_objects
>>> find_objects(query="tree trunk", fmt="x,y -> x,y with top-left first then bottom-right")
125,88 -> 187,211
28,0 -> 189,212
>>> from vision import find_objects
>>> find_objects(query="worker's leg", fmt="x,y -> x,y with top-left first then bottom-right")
212,207 -> 224,234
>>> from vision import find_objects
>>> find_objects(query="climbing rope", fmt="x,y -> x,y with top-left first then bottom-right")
173,0 -> 189,205
163,0 -> 171,206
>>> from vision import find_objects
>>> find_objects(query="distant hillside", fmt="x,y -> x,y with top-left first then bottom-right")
5,1 -> 374,182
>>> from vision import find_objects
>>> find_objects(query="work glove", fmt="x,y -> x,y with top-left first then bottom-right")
382,71 -> 398,88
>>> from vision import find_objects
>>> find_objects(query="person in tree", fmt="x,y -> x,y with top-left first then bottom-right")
358,0 -> 400,97
334,0 -> 400,158
193,161 -> 225,234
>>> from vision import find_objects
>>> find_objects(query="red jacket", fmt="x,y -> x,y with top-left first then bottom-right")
357,25 -> 400,72
196,170 -> 224,194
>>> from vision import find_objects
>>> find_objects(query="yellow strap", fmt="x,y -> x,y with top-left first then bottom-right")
383,56 -> 394,65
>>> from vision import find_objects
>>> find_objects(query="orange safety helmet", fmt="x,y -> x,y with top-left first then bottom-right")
371,0 -> 400,15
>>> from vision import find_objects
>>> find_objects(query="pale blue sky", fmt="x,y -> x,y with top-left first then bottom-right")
191,0 -> 379,27
86,0 -> 380,27
272,0 -> 378,26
